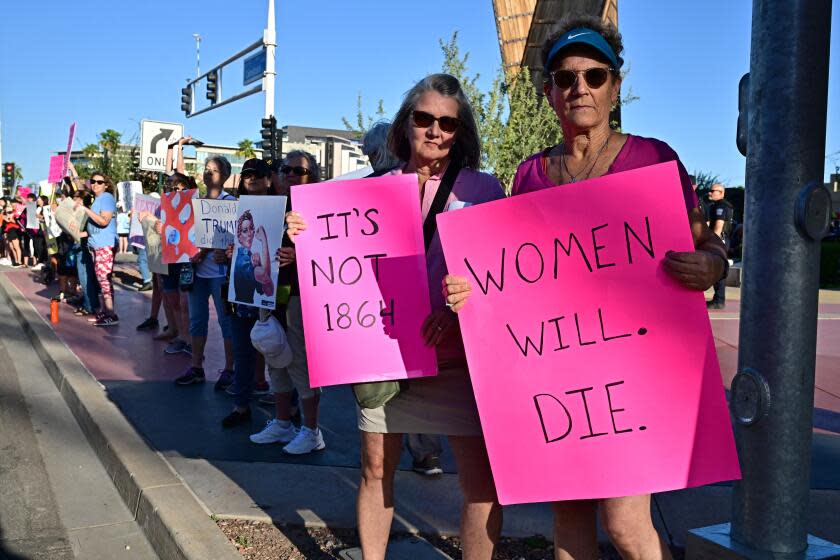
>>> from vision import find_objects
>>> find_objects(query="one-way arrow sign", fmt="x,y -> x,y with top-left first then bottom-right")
140,120 -> 184,172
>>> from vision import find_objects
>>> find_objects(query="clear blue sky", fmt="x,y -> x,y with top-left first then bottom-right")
1,1 -> 838,187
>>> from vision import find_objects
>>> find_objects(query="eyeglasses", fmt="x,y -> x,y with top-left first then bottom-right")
411,110 -> 461,133
90,179 -> 107,185
280,165 -> 311,177
549,67 -> 614,90
241,172 -> 266,180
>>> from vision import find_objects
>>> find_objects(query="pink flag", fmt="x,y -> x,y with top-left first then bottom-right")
48,156 -> 64,183
292,174 -> 438,388
437,161 -> 740,505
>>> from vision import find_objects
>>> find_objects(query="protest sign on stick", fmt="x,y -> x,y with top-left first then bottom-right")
62,123 -> 76,179
227,195 -> 286,310
54,198 -> 88,242
192,198 -> 238,248
437,161 -> 740,505
48,156 -> 64,183
291,174 -> 437,388
129,193 -> 160,248
160,189 -> 199,264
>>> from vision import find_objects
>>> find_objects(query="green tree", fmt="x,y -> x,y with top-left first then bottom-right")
13,166 -> 23,184
439,31 -> 562,190
693,170 -> 721,200
235,139 -> 257,159
342,93 -> 387,135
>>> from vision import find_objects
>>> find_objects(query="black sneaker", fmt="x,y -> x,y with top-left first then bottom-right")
221,408 -> 251,428
412,455 -> 443,476
174,366 -> 205,386
214,369 -> 234,391
706,301 -> 726,310
136,317 -> 159,331
138,281 -> 153,292
94,314 -> 120,327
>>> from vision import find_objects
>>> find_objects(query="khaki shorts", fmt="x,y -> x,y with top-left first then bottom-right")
267,296 -> 320,399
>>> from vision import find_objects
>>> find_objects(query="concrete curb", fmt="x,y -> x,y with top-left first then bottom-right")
0,274 -> 240,560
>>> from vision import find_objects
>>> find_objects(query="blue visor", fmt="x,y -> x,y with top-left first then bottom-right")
544,27 -> 623,74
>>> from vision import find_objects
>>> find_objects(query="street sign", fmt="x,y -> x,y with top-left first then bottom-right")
243,48 -> 266,86
140,119 -> 184,172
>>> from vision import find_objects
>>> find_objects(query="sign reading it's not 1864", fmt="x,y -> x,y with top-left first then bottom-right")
140,120 -> 184,172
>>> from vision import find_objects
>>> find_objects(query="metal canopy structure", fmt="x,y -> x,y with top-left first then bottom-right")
492,0 -> 618,88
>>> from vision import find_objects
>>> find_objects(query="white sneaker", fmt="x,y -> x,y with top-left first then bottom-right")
282,426 -> 325,455
249,419 -> 297,444
31,263 -> 44,271
0,258 -> 12,266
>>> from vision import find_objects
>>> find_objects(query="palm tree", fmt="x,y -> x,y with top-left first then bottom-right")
235,139 -> 256,159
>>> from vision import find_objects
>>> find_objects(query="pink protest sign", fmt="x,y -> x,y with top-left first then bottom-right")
437,161 -> 740,505
48,156 -> 64,183
292,174 -> 438,388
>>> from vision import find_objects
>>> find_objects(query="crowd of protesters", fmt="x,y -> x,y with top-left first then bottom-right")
0,14 -> 740,560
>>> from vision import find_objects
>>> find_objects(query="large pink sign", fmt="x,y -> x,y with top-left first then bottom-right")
437,161 -> 740,505
292,174 -> 437,388
48,156 -> 64,183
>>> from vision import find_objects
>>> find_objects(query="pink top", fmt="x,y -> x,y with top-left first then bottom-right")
391,165 -> 505,363
511,134 -> 699,213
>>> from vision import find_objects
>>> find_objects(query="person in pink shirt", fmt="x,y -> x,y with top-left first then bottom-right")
444,15 -> 728,560
286,73 -> 504,560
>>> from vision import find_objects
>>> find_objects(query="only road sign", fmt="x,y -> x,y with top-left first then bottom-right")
140,119 -> 184,172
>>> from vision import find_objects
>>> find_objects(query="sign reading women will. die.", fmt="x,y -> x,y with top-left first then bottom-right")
437,161 -> 740,505
292,174 -> 438,387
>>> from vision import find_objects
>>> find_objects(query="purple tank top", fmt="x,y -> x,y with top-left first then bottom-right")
511,135 -> 698,213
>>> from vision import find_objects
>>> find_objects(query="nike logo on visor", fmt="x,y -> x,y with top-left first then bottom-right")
567,32 -> 589,39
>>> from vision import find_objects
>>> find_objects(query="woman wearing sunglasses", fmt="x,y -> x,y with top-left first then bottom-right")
286,74 -> 505,559
77,172 -> 120,327
444,16 -> 728,560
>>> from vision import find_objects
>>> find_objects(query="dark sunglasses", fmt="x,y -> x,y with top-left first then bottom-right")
280,165 -> 311,177
411,110 -> 461,133
241,171 -> 267,180
90,179 -> 107,185
549,67 -> 614,90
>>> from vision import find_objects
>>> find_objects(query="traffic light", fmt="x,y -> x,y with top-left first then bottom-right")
260,116 -> 278,162
181,85 -> 193,116
2,163 -> 14,189
206,70 -> 219,105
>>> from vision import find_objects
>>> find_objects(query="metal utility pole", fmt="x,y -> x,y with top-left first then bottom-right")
687,1 -> 838,557
193,33 -> 202,79
263,0 -> 276,120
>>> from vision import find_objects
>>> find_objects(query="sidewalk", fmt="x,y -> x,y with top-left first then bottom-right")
2,266 -> 839,556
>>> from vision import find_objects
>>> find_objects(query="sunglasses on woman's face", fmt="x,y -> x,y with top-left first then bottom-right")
241,172 -> 266,181
280,165 -> 311,177
550,67 -> 614,90
90,179 -> 107,185
411,110 -> 461,133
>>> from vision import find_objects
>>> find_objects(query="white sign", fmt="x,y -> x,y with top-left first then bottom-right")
192,198 -> 238,248
140,119 -> 184,172
117,181 -> 142,211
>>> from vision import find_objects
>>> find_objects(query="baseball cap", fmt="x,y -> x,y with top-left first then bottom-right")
544,27 -> 624,74
250,315 -> 294,369
241,158 -> 271,177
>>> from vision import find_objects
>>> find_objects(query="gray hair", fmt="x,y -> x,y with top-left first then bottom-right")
204,155 -> 232,180
388,73 -> 481,170
541,14 -> 624,81
362,121 -> 401,172
284,150 -> 321,183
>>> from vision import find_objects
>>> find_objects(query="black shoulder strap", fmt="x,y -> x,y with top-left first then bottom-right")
422,162 -> 462,252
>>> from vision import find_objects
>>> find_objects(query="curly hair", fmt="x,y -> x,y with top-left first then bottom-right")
541,14 -> 624,81
388,73 -> 481,170
89,171 -> 115,194
237,210 -> 253,236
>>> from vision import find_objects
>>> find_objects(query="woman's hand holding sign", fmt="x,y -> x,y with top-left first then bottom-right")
275,247 -> 296,267
662,250 -> 725,291
285,211 -> 307,242
443,274 -> 472,313
421,309 -> 458,347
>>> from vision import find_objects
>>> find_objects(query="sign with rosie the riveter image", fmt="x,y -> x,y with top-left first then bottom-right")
292,173 -> 438,388
437,161 -> 740,505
